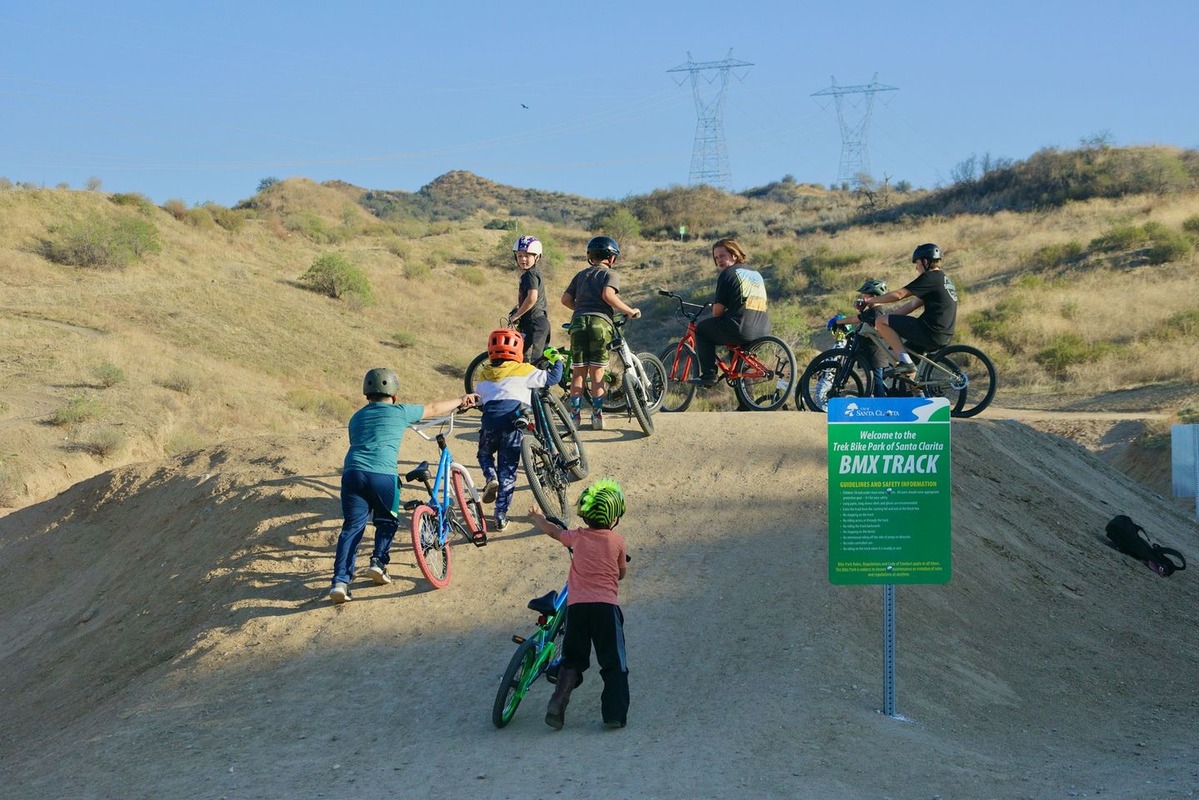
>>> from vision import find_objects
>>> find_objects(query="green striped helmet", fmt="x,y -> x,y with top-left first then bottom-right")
577,478 -> 626,529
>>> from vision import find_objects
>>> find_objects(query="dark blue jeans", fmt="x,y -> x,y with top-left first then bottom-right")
332,469 -> 400,586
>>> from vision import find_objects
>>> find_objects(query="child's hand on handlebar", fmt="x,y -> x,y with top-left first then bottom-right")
827,314 -> 847,331
459,393 -> 480,410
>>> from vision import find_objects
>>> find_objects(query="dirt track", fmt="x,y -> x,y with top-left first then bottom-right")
1,411 -> 1197,800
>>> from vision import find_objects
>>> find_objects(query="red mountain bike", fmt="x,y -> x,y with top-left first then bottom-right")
657,289 -> 796,412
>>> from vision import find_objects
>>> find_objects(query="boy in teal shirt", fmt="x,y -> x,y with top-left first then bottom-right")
329,368 -> 475,603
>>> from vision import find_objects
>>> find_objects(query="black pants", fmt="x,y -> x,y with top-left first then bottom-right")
517,314 -> 551,364
561,602 -> 629,725
695,316 -> 748,377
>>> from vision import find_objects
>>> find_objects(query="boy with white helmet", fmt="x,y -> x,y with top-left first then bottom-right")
509,235 -> 552,364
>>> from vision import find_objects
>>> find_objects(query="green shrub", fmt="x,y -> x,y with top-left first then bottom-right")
110,192 -> 156,215
1089,224 -> 1149,253
184,206 -> 217,231
286,390 -> 355,422
1145,229 -> 1193,264
484,218 -> 518,231
1182,215 -> 1199,236
299,252 -> 374,303
404,261 -> 431,279
1033,333 -> 1112,377
459,266 -> 486,286
391,331 -> 418,348
799,247 -> 867,293
50,395 -> 101,426
92,361 -> 126,388
204,203 -> 246,233
1150,309 -> 1199,340
285,211 -> 344,244
42,213 -> 162,269
592,206 -> 642,244
966,297 -> 1028,348
1028,240 -> 1083,270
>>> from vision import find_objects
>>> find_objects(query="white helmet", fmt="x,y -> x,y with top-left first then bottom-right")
513,235 -> 543,256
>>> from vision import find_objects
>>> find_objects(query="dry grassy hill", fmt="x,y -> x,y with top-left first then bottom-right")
2,158 -> 1198,798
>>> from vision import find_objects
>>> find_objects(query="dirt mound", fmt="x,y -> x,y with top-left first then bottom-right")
1,413 -> 1196,799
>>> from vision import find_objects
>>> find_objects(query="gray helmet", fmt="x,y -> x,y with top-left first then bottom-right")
586,235 -> 621,262
362,367 -> 399,396
857,279 -> 887,297
911,243 -> 941,263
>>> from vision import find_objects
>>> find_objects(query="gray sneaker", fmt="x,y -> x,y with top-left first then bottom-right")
328,582 -> 351,604
482,479 -> 499,504
591,411 -> 604,430
367,558 -> 391,585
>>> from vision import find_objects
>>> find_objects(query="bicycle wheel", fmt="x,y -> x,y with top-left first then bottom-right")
410,505 -> 451,589
464,351 -> 488,395
924,344 -> 998,418
798,348 -> 868,413
451,464 -> 486,538
733,336 -> 796,411
624,372 -> 654,435
521,436 -> 570,522
658,342 -> 698,413
492,637 -> 538,728
542,391 -> 589,481
637,353 -> 668,413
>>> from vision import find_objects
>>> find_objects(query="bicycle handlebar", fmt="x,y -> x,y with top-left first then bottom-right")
657,289 -> 710,320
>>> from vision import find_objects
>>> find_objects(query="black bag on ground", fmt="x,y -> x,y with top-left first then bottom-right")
1105,514 -> 1187,577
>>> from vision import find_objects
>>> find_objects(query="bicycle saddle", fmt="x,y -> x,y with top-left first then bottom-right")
528,590 -> 560,615
404,461 -> 431,483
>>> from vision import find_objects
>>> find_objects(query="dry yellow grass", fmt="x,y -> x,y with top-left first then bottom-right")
2,178 -> 1197,508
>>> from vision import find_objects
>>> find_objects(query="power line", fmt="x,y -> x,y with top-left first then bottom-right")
812,73 -> 898,186
667,50 -> 752,190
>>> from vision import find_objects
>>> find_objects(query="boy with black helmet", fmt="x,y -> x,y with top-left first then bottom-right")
561,236 -> 641,430
508,236 -> 552,363
832,243 -> 958,376
529,478 -> 630,730
327,369 -> 476,604
473,328 -> 564,532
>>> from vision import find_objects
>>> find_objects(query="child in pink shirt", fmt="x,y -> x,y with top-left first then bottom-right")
529,478 -> 629,730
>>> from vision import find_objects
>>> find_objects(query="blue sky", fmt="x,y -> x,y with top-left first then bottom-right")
3,1 -> 1197,207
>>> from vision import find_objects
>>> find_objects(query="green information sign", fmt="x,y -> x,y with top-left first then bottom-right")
827,397 -> 952,585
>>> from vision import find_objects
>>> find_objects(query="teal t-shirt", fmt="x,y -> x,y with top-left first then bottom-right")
343,401 -> 425,474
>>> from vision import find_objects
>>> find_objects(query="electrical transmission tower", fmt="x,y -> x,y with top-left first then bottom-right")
668,50 -> 752,190
811,74 -> 898,186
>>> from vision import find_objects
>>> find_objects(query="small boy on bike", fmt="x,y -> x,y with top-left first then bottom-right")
827,278 -> 891,397
474,329 -> 564,532
528,478 -> 629,730
508,235 -> 553,364
561,235 -> 641,430
329,368 -> 476,604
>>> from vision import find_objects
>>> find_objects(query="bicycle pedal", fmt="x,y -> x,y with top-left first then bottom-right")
471,531 -> 489,548
402,499 -> 422,511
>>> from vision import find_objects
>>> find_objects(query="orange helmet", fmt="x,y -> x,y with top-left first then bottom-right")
487,328 -> 524,362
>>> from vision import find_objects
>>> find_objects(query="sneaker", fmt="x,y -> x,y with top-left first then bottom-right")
590,411 -> 604,430
328,582 -> 351,604
688,373 -> 718,388
494,515 -> 510,532
570,409 -> 582,428
604,720 -> 626,729
482,479 -> 499,504
367,558 -> 391,585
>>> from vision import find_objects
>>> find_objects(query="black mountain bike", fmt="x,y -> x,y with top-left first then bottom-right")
797,323 -> 997,418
